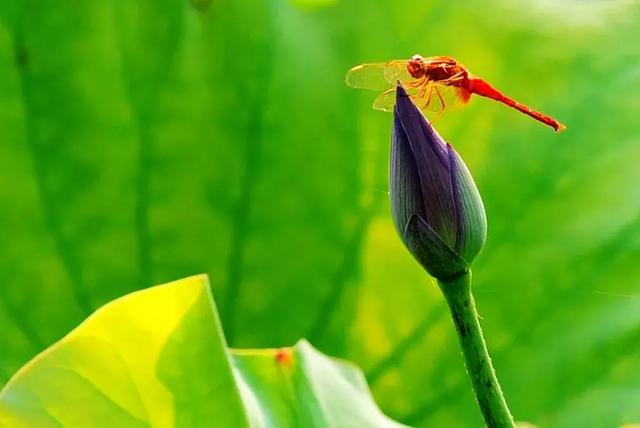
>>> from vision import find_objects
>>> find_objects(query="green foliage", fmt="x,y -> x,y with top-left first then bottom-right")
0,275 -> 406,427
1,0 -> 640,426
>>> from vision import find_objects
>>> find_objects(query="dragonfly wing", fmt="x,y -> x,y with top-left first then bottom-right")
372,82 -> 425,112
383,60 -> 412,85
346,60 -> 412,90
371,82 -> 472,118
372,90 -> 396,112
415,83 -> 470,114
345,63 -> 391,91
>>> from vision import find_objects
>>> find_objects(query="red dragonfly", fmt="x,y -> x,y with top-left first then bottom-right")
346,55 -> 566,132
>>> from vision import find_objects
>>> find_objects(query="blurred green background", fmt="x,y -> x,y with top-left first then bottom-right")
1,0 -> 640,426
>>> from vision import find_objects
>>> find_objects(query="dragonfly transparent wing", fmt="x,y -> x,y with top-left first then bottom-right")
345,60 -> 411,91
383,60 -> 412,84
411,83 -> 471,114
346,63 -> 389,91
374,82 -> 471,118
372,81 -> 421,112
372,90 -> 396,112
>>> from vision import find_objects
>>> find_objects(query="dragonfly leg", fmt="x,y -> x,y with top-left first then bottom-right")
431,86 -> 446,122
417,81 -> 430,99
405,76 -> 427,88
420,85 -> 434,110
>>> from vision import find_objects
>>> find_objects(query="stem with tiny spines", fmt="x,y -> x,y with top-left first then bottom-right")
438,271 -> 515,428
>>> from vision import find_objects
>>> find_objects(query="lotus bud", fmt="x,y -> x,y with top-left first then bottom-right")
390,85 -> 487,280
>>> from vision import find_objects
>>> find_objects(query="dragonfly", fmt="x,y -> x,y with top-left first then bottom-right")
345,55 -> 566,132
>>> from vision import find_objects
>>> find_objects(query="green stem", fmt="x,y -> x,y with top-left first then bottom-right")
438,271 -> 515,428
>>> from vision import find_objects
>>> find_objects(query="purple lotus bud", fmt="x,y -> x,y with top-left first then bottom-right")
390,85 -> 487,280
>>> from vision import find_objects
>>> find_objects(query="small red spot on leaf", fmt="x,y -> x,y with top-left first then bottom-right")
275,348 -> 293,366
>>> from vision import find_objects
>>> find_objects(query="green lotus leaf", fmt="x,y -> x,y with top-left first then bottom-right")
0,275 -> 406,428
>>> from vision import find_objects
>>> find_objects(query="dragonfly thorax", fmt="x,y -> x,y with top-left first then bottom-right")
407,55 -> 468,83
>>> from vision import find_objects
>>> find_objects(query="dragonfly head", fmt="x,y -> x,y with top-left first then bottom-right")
407,55 -> 425,79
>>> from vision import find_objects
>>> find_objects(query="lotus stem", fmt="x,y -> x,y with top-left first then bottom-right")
439,271 -> 515,428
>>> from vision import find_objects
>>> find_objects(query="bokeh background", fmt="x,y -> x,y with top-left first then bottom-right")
1,0 -> 640,426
